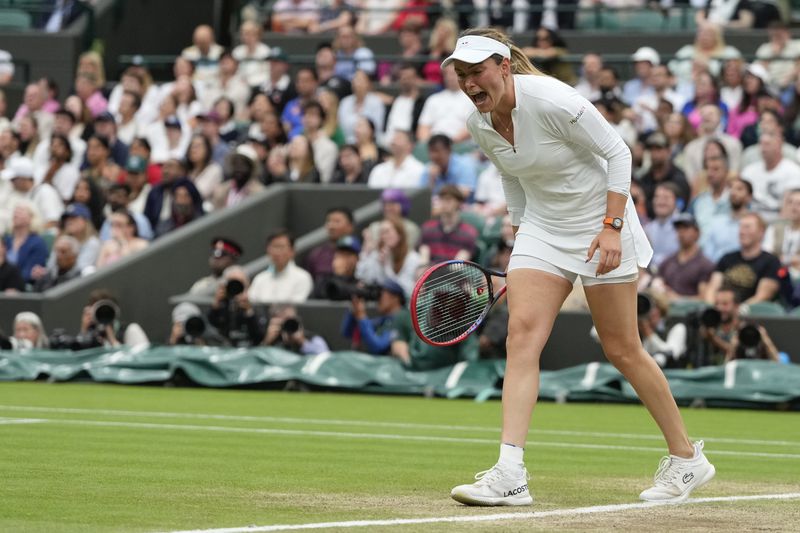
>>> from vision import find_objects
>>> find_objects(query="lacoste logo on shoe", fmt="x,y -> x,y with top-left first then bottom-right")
682,473 -> 694,484
504,484 -> 528,497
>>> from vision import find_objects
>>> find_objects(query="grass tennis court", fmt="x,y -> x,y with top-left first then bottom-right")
1,382 -> 799,532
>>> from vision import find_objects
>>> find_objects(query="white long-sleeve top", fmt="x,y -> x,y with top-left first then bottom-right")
467,75 -> 653,277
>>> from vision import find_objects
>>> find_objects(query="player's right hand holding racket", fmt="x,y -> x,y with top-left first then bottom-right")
410,260 -> 507,346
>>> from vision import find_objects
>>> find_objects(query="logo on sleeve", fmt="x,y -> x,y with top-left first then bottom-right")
569,105 -> 586,125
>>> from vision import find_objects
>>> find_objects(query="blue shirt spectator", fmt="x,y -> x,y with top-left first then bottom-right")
341,280 -> 407,355
421,136 -> 478,199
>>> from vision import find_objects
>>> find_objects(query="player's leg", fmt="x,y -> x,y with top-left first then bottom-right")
583,279 -> 715,501
451,262 -> 573,506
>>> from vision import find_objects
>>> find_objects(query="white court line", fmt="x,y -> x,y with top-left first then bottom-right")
0,417 -> 46,425
164,492 -> 800,533
5,416 -> 800,459
0,404 -> 797,448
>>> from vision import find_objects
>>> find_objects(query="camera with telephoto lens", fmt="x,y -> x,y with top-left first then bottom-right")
281,317 -> 301,335
92,299 -> 120,326
637,293 -> 652,316
736,323 -> 762,359
184,315 -> 206,338
325,278 -> 382,301
225,279 -> 245,299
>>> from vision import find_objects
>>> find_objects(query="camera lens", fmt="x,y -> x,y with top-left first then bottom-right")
184,315 -> 206,338
226,279 -> 245,298
700,308 -> 722,328
739,324 -> 761,348
637,294 -> 652,316
282,318 -> 300,335
93,300 -> 119,325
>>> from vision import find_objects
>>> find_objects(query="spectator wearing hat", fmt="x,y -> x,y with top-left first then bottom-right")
421,134 -> 478,200
419,185 -> 478,267
249,229 -> 314,304
356,217 -> 420,298
341,278 -> 406,355
210,144 -> 265,211
640,132 -> 691,219
32,235 -> 83,291
305,206 -> 355,283
2,201 -> 48,284
365,189 -> 421,248
331,144 -> 369,184
623,47 -> 660,107
3,156 -> 63,230
189,237 -> 243,295
258,47 -> 297,115
124,154 -> 153,216
82,133 -> 124,192
143,157 -> 201,230
99,185 -> 154,242
367,130 -> 424,189
645,182 -> 682,268
312,235 -> 362,300
651,213 -> 716,302
0,237 -> 25,293
88,111 -> 129,167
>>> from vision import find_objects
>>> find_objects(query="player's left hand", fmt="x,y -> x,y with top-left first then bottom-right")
586,228 -> 622,275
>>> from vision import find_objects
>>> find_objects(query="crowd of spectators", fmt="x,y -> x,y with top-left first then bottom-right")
2,3 -> 799,370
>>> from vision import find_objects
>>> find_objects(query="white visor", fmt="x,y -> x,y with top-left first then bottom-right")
440,35 -> 511,70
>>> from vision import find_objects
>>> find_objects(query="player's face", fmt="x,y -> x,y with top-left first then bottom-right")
454,58 -> 507,113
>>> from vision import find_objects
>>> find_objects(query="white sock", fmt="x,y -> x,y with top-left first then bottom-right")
498,443 -> 525,470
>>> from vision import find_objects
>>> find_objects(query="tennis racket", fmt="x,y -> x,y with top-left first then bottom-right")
411,260 -> 507,347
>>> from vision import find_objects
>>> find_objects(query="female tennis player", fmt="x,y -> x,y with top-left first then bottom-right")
444,28 -> 715,506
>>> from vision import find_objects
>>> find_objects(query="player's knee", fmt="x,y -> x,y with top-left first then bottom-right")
506,316 -> 544,358
602,336 -> 644,369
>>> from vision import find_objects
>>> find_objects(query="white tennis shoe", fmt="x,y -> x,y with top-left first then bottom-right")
639,440 -> 716,502
451,464 -> 533,506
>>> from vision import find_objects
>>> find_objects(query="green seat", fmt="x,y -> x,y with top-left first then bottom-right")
412,142 -> 429,164
789,306 -> 800,317
667,299 -> 708,318
0,8 -> 32,30
460,210 -> 485,235
742,301 -> 786,317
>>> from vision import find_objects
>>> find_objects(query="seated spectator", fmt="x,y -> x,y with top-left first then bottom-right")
259,47 -> 297,116
302,101 -> 338,183
593,96 -> 637,149
689,141 -> 732,233
311,235 -> 363,300
36,133 -> 80,202
356,0 -> 406,36
233,20 -> 271,88
637,291 -> 688,369
272,0 -> 319,33
195,111 -> 231,167
645,183 -> 681,268
2,201 -> 48,285
154,182 -> 204,237
214,97 -> 241,143
633,66 -> 686,136
763,188 -> 800,282
185,133 -> 224,205
416,64 -> 473,143
314,44 -> 351,102
91,111 -> 129,167
310,0 -> 356,34
364,188 -> 421,249
682,71 -> 729,135
208,266 -> 264,347
390,305 -> 478,370
756,21 -> 800,92
99,185 -> 153,241
376,22 -> 426,86
144,158 -> 198,228
3,156 -> 63,230
705,212 -> 782,305
263,304 -> 330,355
680,104 -> 742,185
419,185 -> 478,266
471,161 -> 506,218
211,145 -> 265,210
305,207 -> 355,282
69,176 -> 105,231
522,27 -> 576,86
356,217 -> 420,297
43,0 -> 89,32
55,202 -> 101,270
74,71 -> 108,118
202,52 -> 251,122
146,101 -> 191,164
422,17 -> 457,85
702,177 -> 753,262
13,82 -> 54,140
333,25 -> 376,81
338,70 -> 385,145
353,117 -> 382,174
12,311 -> 49,350
32,235 -> 83,291
189,237 -> 243,295
94,211 -> 148,269
82,134 -> 124,192
18,114 -> 42,159
285,134 -> 321,182
421,134 -> 478,199
367,130 -> 424,188
76,289 -> 150,347
331,144 -> 370,184
115,91 -> 144,147
281,67 -> 320,140
341,279 -> 407,355
181,24 -> 224,85
574,52 -> 604,102
651,213 -> 716,302
123,155 -> 153,215
622,47 -> 658,107
0,238 -> 24,293
740,110 -> 794,160
726,64 -> 770,139
249,229 -> 314,304
741,131 -> 800,223
668,22 -> 741,87
129,138 -> 162,186
382,63 -> 427,148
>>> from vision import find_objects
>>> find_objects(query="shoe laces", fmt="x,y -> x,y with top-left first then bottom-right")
653,456 -> 678,486
473,465 -> 529,486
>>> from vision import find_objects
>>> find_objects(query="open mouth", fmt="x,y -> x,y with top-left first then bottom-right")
471,91 -> 488,106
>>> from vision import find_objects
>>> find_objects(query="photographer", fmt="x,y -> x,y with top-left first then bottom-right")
637,291 -> 687,368
207,266 -> 263,347
693,286 -> 740,366
55,289 -> 149,349
341,280 -> 406,355
311,236 -> 363,300
262,304 -> 329,355
725,323 -> 781,363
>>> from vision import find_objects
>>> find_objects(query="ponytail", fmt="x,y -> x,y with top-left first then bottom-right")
460,27 -> 544,76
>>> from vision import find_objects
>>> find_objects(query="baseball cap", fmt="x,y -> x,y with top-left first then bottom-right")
645,131 -> 669,149
745,63 -> 770,85
172,302 -> 202,324
336,235 -> 361,255
235,143 -> 258,165
441,35 -> 511,70
673,212 -> 698,229
210,237 -> 243,258
61,202 -> 92,221
631,47 -> 660,66
125,155 -> 148,174
95,111 -> 116,124
267,47 -> 289,62
381,279 -> 406,305
1,157 -> 35,181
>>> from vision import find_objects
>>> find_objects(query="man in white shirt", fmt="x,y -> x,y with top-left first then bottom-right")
232,20 -> 270,88
367,130 -> 424,189
180,24 -> 224,88
756,21 -> 800,91
382,63 -> 426,147
416,64 -> 473,143
763,188 -> 800,281
248,230 -> 314,304
741,131 -> 800,223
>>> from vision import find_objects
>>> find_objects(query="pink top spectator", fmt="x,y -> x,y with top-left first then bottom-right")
85,90 -> 108,117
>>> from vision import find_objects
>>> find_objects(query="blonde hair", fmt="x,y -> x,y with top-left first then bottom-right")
429,18 -> 458,53
460,27 -> 543,76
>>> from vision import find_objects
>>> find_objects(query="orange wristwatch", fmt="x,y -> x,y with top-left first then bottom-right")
603,217 -> 624,231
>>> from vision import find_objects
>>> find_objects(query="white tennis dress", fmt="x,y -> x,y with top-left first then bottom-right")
467,75 -> 653,278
